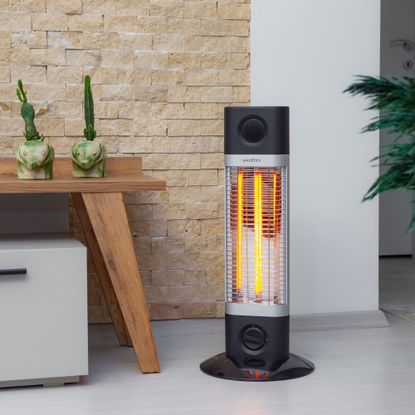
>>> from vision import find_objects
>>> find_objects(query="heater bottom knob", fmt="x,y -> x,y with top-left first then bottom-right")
241,325 -> 267,351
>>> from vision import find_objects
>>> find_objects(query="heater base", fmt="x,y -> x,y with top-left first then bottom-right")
200,353 -> 314,382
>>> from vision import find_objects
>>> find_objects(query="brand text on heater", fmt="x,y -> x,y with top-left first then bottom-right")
242,158 -> 262,163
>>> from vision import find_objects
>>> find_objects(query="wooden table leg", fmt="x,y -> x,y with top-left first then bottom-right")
77,192 -> 160,373
72,193 -> 132,347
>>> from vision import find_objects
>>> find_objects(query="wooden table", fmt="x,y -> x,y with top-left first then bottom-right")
0,157 -> 166,373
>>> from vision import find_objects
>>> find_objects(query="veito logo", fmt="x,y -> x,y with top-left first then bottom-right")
242,158 -> 261,163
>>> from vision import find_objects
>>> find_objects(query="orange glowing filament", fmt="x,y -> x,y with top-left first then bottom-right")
236,171 -> 243,292
274,171 -> 281,234
254,171 -> 263,297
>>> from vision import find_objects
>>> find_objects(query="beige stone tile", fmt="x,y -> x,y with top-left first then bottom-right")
82,0 -> 117,14
12,31 -> 46,48
11,65 -> 46,83
137,16 -> 168,33
32,13 -> 68,30
47,65 -> 82,83
184,1 -> 216,17
47,0 -> 82,14
150,0 -> 184,17
67,14 -> 103,31
104,15 -> 138,32
9,0 -> 46,12
101,49 -> 134,68
66,49 -> 101,66
31,48 -> 66,65
0,12 -> 32,30
218,1 -> 250,20
115,0 -> 150,16
0,32 -> 11,48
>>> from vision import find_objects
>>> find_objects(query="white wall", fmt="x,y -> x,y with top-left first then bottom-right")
251,0 -> 380,314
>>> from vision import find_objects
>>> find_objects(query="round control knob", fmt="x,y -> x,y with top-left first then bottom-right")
241,325 -> 267,351
240,117 -> 267,143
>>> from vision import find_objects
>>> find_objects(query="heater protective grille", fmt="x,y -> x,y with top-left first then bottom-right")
225,166 -> 288,306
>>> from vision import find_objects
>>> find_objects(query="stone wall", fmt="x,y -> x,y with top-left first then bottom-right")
0,0 -> 250,321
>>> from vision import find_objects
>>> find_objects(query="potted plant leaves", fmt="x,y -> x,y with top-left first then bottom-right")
345,76 -> 415,229
71,75 -> 107,178
16,80 -> 54,180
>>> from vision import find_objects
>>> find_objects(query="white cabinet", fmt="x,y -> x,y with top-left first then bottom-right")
0,234 -> 88,387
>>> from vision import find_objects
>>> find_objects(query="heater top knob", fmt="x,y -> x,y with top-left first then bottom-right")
241,325 -> 267,351
240,117 -> 267,143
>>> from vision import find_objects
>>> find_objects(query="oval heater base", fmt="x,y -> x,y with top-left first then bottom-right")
200,352 -> 314,382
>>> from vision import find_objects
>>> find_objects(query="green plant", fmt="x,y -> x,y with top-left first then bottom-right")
345,76 -> 415,229
16,79 -> 44,141
71,75 -> 106,178
83,75 -> 96,140
15,80 -> 54,179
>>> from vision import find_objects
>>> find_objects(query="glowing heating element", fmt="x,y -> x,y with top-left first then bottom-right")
237,171 -> 244,292
254,171 -> 263,298
226,166 -> 287,306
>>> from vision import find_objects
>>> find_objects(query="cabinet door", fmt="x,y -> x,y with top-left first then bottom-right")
0,246 -> 88,382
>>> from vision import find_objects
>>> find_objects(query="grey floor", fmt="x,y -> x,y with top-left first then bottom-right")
1,313 -> 415,415
380,256 -> 415,322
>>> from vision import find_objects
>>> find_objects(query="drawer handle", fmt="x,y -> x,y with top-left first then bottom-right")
0,268 -> 27,276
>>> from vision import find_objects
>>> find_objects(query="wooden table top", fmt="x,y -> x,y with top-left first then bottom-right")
0,157 -> 166,193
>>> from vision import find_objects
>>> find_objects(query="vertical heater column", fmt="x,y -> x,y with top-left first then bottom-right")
200,106 -> 314,381
200,107 -> 314,381
224,107 -> 290,372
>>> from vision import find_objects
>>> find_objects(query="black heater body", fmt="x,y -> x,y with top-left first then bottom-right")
200,106 -> 314,381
